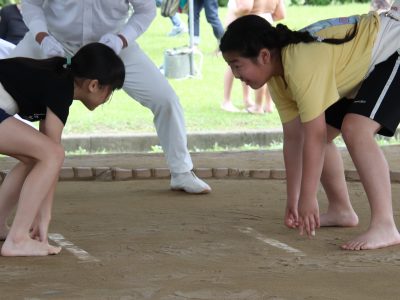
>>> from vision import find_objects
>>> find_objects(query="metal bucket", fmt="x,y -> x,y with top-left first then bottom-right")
163,47 -> 201,79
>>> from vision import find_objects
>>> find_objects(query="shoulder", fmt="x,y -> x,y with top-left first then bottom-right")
282,43 -> 332,76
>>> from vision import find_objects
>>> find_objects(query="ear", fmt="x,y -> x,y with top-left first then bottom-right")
259,48 -> 271,64
87,79 -> 100,93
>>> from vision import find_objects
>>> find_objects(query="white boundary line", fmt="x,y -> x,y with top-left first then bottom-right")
238,227 -> 305,257
49,233 -> 100,263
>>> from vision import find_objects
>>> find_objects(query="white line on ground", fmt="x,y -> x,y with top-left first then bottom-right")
49,233 -> 100,263
238,227 -> 305,257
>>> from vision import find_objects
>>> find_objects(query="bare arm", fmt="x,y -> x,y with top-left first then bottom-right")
298,114 -> 327,237
272,0 -> 286,22
33,108 -> 64,242
282,116 -> 304,228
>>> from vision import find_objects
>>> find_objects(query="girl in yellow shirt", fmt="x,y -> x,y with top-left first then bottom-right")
220,9 -> 400,250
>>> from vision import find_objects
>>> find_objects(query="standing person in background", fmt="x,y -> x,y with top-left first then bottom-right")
11,0 -> 211,194
0,0 -> 28,45
220,0 -> 286,113
156,0 -> 188,36
193,0 -> 224,47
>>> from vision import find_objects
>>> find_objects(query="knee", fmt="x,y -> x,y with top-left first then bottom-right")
42,142 -> 65,168
341,119 -> 356,145
151,90 -> 181,115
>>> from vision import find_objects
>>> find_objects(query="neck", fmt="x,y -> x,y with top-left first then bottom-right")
271,49 -> 284,76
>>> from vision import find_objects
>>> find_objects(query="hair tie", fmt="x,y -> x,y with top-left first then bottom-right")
66,56 -> 72,66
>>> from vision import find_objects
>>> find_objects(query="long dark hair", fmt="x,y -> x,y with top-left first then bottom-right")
13,42 -> 125,91
220,14 -> 358,58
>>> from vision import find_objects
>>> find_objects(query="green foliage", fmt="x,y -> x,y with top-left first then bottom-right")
0,0 -> 12,7
290,0 -> 369,6
218,0 -> 229,7
304,0 -> 332,6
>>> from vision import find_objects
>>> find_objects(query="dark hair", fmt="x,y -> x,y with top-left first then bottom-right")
13,42 -> 125,91
69,42 -> 125,90
220,15 -> 357,58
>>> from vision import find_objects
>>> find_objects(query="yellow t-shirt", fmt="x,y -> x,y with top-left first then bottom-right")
268,12 -> 380,124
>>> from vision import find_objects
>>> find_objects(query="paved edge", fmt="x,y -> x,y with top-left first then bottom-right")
0,167 -> 399,183
61,129 -> 285,153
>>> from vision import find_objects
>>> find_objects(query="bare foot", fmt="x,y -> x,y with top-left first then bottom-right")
0,225 -> 9,241
341,224 -> 400,250
264,104 -> 274,113
47,243 -> 62,255
243,100 -> 255,108
246,105 -> 265,114
221,102 -> 240,113
1,236 -> 55,256
320,209 -> 359,227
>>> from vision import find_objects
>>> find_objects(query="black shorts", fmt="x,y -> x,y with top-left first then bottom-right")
0,108 -> 11,123
325,51 -> 400,137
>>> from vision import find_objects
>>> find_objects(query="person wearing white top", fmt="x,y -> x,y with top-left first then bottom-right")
10,0 -> 211,194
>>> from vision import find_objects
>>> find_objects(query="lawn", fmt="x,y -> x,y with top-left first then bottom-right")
63,3 -> 371,136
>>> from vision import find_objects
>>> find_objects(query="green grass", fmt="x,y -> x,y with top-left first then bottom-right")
63,3 -> 371,136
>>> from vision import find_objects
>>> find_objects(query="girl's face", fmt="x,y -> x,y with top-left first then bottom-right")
223,50 -> 272,89
81,80 -> 112,111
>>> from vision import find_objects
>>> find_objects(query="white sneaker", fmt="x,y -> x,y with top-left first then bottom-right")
387,0 -> 400,21
168,25 -> 187,37
170,171 -> 211,194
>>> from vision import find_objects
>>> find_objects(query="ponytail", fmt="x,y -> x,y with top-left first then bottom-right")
220,14 -> 358,58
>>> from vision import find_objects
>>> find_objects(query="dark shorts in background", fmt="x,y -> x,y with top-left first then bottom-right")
325,51 -> 400,137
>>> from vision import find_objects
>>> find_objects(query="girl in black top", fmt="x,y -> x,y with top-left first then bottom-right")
0,42 -> 125,256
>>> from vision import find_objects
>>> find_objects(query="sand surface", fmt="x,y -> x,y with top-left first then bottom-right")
1,146 -> 400,299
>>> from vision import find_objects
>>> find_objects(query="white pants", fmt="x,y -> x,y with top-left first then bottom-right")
0,38 -> 15,59
9,32 -> 193,173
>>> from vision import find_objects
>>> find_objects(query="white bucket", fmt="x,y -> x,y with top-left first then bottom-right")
163,47 -> 202,79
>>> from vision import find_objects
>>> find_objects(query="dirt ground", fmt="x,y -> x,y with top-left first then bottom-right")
1,146 -> 400,300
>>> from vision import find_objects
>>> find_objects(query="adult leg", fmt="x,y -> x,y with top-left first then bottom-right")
221,67 -> 240,112
193,0 -> 204,45
247,85 -> 266,114
203,0 -> 224,41
0,118 -> 64,256
241,83 -> 253,108
168,14 -> 187,36
120,43 -> 211,193
264,84 -> 274,113
341,114 -> 400,250
320,125 -> 358,227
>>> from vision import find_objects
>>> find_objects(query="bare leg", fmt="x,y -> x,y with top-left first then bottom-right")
264,84 -> 274,113
0,161 -> 33,240
241,82 -> 254,108
341,114 -> 400,250
221,67 -> 240,112
0,118 -> 64,256
247,85 -> 266,114
320,140 -> 359,227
